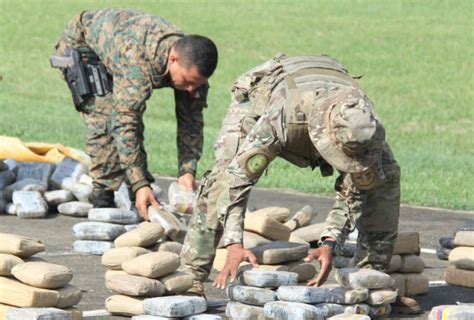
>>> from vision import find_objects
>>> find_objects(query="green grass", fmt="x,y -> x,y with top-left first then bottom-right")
0,0 -> 473,210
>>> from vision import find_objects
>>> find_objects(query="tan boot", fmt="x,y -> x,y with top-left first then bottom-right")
391,296 -> 422,314
184,280 -> 205,298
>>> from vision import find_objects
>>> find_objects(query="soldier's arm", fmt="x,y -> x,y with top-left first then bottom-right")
109,46 -> 153,193
221,104 -> 285,247
174,83 -> 208,177
320,173 -> 365,245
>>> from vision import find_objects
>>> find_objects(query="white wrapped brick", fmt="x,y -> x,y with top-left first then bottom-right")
335,268 -> 394,289
57,202 -> 92,217
143,296 -> 207,317
88,208 -> 140,224
49,158 -> 87,189
72,222 -> 126,240
225,301 -> 265,320
276,286 -> 332,303
240,270 -> 298,288
4,179 -> 47,200
73,240 -> 114,255
227,284 -> 277,306
5,307 -> 71,320
13,191 -> 48,219
44,190 -> 75,206
263,301 -> 324,320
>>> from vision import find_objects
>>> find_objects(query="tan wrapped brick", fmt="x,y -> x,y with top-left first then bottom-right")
445,265 -> 474,288
244,215 -> 291,241
0,276 -> 59,307
393,231 -> 420,255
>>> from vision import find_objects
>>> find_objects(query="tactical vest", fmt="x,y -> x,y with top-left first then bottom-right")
251,55 -> 360,173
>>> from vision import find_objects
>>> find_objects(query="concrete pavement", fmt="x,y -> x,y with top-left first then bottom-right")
1,176 -> 473,319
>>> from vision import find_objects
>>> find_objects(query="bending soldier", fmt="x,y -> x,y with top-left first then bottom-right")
53,9 -> 218,216
181,54 -> 420,313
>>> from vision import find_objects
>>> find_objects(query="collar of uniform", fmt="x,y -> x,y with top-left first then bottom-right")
149,34 -> 183,88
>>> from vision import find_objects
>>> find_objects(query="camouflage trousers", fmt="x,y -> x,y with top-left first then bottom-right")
79,96 -> 153,193
181,100 -> 258,282
55,19 -> 153,193
321,144 -> 401,272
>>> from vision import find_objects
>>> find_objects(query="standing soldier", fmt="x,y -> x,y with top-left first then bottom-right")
52,9 -> 218,216
181,55 -> 420,313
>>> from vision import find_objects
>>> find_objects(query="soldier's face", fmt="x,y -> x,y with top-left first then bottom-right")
168,52 -> 207,94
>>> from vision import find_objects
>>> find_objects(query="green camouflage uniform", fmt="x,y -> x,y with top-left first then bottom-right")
55,9 -> 207,193
181,55 -> 400,282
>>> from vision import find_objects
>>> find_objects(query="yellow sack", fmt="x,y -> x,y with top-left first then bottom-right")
0,136 -> 89,165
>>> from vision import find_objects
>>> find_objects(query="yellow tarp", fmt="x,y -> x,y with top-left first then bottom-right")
0,136 -> 90,165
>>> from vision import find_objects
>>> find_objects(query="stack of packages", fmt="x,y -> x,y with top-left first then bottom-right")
226,268 -> 395,319
389,232 -> 429,298
437,220 -> 474,261
444,226 -> 474,288
72,206 -> 141,255
102,207 -> 216,319
213,206 -> 318,280
71,181 -> 166,255
0,158 -> 90,218
333,231 -> 429,300
0,233 -> 82,319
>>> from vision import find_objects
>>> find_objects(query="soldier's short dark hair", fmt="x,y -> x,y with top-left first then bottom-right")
174,35 -> 218,78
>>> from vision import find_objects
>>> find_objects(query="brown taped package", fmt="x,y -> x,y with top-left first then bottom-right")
448,246 -> 474,270
105,295 -> 145,316
445,265 -> 474,288
106,273 -> 166,297
0,276 -> 59,307
290,223 -> 326,243
122,251 -> 180,278
0,253 -> 24,276
244,215 -> 291,241
101,246 -> 150,270
12,261 -> 73,289
393,231 -> 420,255
0,233 -> 45,257
114,222 -> 164,248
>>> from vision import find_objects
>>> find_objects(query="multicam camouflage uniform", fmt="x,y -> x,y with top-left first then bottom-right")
55,9 -> 207,194
181,55 -> 400,282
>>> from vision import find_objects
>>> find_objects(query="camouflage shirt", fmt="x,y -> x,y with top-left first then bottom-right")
57,9 -> 207,190
220,55 -> 397,246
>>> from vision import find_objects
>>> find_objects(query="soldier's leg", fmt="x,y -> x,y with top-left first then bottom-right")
353,144 -> 401,271
181,101 -> 256,283
81,95 -> 125,207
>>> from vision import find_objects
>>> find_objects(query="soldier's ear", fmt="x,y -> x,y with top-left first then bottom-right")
168,47 -> 180,65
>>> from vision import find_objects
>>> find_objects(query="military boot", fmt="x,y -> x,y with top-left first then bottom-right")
391,296 -> 422,314
90,190 -> 115,208
184,280 -> 205,298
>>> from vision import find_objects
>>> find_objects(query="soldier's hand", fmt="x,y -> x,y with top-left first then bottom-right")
304,246 -> 333,286
178,173 -> 196,191
135,186 -> 161,220
213,243 -> 258,289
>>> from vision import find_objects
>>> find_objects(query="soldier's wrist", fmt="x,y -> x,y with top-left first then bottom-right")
179,159 -> 197,177
132,180 -> 151,194
178,169 -> 195,177
319,237 -> 337,251
223,238 -> 243,248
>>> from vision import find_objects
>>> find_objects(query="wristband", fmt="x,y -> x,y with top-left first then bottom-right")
320,239 -> 337,251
